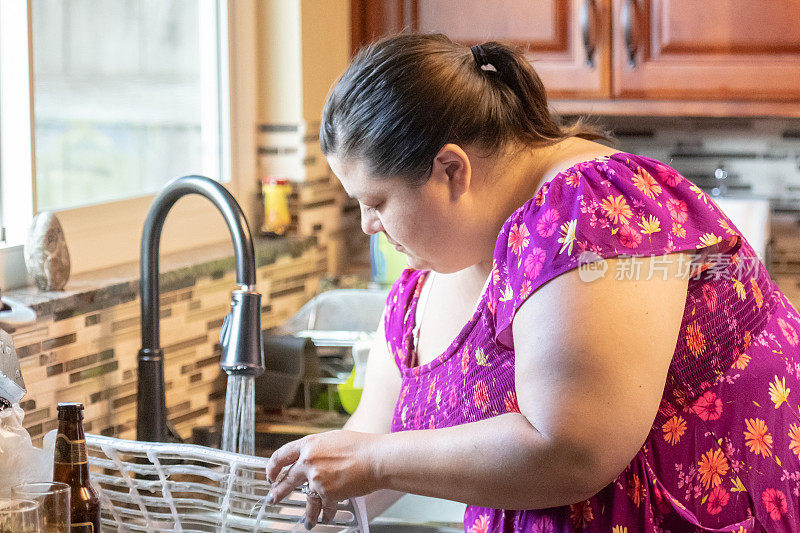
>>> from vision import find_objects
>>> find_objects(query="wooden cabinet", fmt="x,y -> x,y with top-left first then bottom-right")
351,0 -> 800,115
351,0 -> 613,99
415,0 -> 612,98
350,1 -> 407,52
613,0 -> 800,101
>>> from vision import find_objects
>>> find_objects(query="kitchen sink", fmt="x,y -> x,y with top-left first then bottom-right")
368,524 -> 462,533
191,424 -> 305,455
191,407 -> 350,455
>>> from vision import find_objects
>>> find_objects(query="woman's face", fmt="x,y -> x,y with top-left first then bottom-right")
327,155 -> 466,272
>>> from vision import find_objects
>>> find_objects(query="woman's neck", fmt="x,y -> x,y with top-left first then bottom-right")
472,140 -> 566,232
463,137 -> 611,276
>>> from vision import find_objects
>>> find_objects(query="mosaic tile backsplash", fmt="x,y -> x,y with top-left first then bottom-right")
587,116 -> 800,210
11,242 -> 327,446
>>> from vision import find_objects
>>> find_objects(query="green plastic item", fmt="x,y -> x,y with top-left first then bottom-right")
370,233 -> 407,287
337,366 -> 363,414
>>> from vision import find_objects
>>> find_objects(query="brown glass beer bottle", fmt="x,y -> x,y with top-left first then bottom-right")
53,402 -> 101,532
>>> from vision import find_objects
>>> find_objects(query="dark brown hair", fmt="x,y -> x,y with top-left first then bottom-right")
320,33 -> 613,185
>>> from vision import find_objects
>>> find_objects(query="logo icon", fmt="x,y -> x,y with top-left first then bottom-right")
577,250 -> 608,282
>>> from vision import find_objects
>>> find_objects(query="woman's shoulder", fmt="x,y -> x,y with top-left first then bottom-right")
535,145 -> 625,187
506,150 -> 678,219
489,150 -> 743,348
497,149 -> 704,247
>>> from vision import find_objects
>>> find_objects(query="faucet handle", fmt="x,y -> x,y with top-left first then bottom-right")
219,312 -> 232,348
219,290 -> 265,377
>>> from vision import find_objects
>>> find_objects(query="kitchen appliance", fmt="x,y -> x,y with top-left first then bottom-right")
710,196 -> 771,261
683,164 -> 772,261
684,164 -> 754,198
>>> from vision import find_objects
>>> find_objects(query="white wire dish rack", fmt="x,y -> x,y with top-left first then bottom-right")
84,434 -> 368,532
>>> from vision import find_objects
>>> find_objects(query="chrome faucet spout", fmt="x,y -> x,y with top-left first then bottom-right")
136,175 -> 264,443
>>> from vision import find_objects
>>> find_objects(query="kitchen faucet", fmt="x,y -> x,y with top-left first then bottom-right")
136,175 -> 264,443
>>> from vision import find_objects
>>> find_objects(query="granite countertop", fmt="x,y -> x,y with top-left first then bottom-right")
5,235 -> 317,320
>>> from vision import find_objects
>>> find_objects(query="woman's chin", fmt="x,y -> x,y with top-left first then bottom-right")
406,254 -> 466,273
405,254 -> 429,271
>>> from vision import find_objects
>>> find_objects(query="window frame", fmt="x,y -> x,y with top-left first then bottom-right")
0,0 -> 258,290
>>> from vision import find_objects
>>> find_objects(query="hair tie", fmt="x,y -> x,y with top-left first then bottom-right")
470,44 -> 490,68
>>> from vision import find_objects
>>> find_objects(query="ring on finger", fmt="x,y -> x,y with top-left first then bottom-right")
300,483 -> 322,499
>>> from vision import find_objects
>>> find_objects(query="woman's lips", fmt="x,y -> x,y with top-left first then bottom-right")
383,234 -> 405,252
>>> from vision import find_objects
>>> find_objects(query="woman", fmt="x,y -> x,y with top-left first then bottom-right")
265,33 -> 800,532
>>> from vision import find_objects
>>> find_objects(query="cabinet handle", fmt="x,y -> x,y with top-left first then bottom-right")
621,0 -> 638,68
580,0 -> 598,68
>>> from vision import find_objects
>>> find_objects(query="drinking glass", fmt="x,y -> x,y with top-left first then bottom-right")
12,482 -> 70,533
0,498 -> 40,532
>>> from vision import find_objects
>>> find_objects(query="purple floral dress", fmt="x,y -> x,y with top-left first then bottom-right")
383,153 -> 800,532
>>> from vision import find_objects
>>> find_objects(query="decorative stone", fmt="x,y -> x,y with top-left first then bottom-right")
23,212 -> 71,291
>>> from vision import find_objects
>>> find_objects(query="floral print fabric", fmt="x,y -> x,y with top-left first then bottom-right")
384,153 -> 800,531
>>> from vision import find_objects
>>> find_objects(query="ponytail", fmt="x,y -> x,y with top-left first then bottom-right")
321,33 -> 613,185
469,41 -> 612,145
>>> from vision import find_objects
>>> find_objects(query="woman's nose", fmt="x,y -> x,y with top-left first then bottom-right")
360,206 -> 382,235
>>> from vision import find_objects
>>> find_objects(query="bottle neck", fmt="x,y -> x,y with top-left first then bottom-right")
53,419 -> 91,483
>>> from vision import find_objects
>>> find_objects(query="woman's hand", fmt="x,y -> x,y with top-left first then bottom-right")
265,430 -> 384,528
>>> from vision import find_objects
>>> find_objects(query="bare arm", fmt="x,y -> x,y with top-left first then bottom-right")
372,254 -> 690,508
342,311 -> 407,517
343,311 -> 401,433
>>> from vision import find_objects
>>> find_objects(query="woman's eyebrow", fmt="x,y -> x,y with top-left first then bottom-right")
348,191 -> 376,202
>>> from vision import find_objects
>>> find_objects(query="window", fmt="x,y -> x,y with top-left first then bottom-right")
32,0 -> 227,211
0,1 -> 255,289
0,0 -> 36,289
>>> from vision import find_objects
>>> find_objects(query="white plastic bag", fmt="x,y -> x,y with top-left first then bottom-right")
0,404 -> 52,496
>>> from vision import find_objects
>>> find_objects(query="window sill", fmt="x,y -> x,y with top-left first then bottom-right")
3,235 -> 316,321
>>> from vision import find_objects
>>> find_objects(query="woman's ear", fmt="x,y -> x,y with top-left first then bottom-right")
430,143 -> 471,201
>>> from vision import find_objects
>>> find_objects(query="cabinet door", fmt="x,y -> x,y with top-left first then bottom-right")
612,0 -> 800,100
350,0 -> 408,52
351,0 -> 612,99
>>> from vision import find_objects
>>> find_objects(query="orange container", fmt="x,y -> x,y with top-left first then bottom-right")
261,177 -> 291,236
